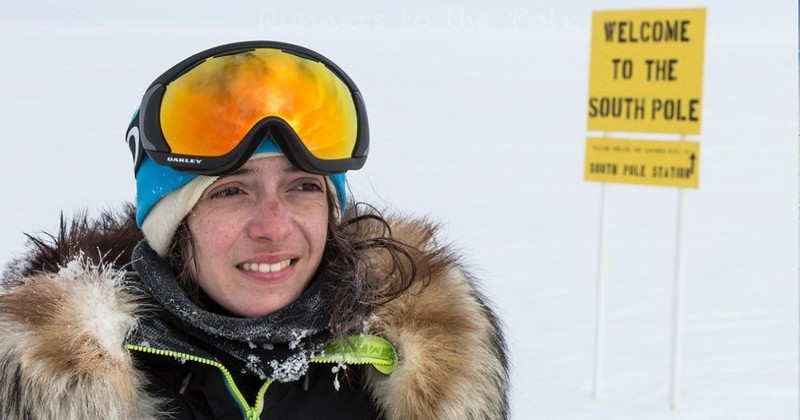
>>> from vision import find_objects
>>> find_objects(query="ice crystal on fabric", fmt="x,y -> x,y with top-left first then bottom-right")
245,354 -> 267,380
268,352 -> 311,383
331,362 -> 347,391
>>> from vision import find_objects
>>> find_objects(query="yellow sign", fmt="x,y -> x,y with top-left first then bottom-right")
587,8 -> 706,135
584,137 -> 700,188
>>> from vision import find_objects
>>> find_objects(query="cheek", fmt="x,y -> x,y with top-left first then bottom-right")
187,211 -> 237,259
307,208 -> 330,253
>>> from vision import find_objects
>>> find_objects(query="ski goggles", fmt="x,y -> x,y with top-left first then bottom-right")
129,41 -> 369,176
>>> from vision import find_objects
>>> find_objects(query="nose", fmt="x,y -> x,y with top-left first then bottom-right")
245,196 -> 293,242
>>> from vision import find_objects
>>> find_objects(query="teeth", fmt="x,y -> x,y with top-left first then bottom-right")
240,260 -> 291,273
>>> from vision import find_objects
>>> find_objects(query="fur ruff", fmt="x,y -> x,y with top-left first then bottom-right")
0,259 -> 161,419
0,204 -> 508,419
360,218 -> 509,419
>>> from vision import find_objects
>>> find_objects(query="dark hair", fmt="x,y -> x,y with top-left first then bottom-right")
166,221 -> 200,303
164,188 -> 432,340
322,201 -> 432,339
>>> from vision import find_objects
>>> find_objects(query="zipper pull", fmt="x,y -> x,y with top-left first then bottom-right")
312,335 -> 398,375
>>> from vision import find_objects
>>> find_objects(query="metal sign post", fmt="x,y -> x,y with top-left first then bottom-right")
593,180 -> 609,398
669,135 -> 689,410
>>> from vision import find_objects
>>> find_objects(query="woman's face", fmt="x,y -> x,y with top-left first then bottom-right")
187,155 -> 329,318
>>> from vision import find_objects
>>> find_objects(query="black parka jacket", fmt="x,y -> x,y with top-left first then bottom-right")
133,342 -> 380,419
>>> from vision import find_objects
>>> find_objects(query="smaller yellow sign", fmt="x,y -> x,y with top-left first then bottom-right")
584,137 -> 699,188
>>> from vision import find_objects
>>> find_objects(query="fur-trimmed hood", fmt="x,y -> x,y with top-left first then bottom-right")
0,204 -> 509,419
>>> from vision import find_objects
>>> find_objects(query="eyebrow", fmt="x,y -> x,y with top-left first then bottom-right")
217,167 -> 254,180
216,164 -> 307,180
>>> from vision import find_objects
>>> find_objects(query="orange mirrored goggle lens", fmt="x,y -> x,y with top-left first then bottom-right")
159,48 -> 358,160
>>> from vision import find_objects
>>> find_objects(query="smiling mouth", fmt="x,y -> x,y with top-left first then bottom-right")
238,259 -> 292,273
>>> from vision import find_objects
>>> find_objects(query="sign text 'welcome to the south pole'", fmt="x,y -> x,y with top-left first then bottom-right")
587,8 -> 706,135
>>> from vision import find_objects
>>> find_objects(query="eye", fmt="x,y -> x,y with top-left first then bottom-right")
294,182 -> 324,193
210,185 -> 245,199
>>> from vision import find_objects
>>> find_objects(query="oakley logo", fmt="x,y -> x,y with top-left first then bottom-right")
167,157 -> 204,165
127,125 -> 140,165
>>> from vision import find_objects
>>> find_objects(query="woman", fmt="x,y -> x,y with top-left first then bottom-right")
0,41 -> 508,419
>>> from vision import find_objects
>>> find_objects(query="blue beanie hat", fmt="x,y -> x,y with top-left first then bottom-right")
136,135 -> 347,256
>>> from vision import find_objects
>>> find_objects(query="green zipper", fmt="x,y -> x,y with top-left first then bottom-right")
126,344 -> 270,419
127,335 -> 396,419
